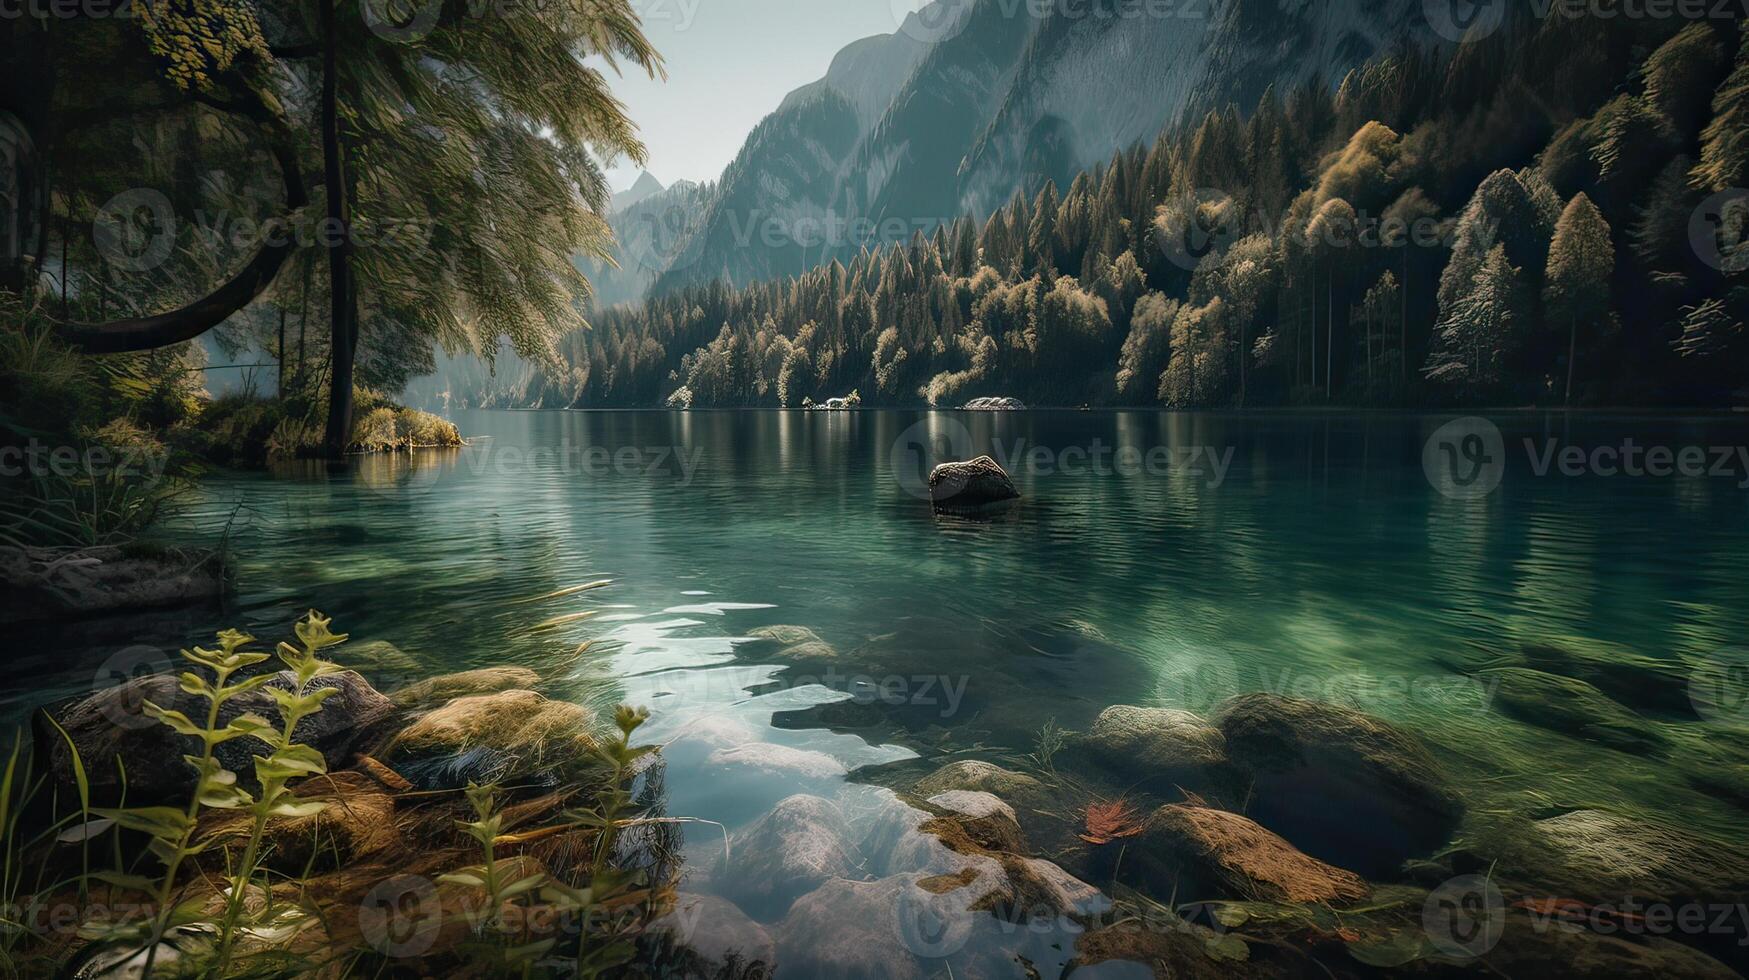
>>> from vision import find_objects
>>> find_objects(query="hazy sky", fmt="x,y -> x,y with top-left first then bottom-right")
601,0 -> 929,191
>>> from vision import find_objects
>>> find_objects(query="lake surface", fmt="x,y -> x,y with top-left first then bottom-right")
14,409 -> 1749,973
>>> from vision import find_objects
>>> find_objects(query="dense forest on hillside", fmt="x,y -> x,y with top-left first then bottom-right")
461,15 -> 1749,410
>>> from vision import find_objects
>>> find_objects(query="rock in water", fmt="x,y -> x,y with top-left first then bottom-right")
928,456 -> 1018,509
1070,704 -> 1236,801
1212,693 -> 1463,877
1134,804 -> 1370,904
648,893 -> 776,977
1,545 -> 222,625
719,794 -> 858,917
40,670 -> 393,806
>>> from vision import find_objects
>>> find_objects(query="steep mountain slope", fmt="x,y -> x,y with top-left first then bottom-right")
647,0 -> 1429,297
588,177 -> 711,311
956,0 -> 1427,213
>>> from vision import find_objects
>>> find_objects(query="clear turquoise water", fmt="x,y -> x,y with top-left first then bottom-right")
12,409 -> 1749,967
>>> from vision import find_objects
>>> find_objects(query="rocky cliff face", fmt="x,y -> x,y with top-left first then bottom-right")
630,0 -> 1430,299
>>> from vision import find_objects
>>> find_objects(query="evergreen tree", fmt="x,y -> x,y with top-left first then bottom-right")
1544,194 -> 1615,405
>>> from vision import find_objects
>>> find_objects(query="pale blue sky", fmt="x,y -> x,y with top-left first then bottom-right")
601,0 -> 930,191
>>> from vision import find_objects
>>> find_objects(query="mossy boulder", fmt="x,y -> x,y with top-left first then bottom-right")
1133,804 -> 1370,905
390,667 -> 542,708
1212,693 -> 1464,878
925,791 -> 1025,853
1470,808 -> 1749,904
1519,637 -> 1697,719
1069,704 -> 1235,799
745,624 -> 841,662
386,689 -> 596,788
40,668 -> 393,805
912,759 -> 1063,845
342,640 -> 420,679
1481,667 -> 1664,753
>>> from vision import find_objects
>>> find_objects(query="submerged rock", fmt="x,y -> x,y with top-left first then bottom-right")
706,742 -> 847,779
720,794 -> 858,917
41,669 -> 393,805
1519,637 -> 1697,719
647,892 -> 776,978
745,624 -> 842,662
0,545 -> 222,625
1076,922 -> 1271,980
748,625 -> 825,648
390,667 -> 542,708
926,791 -> 1024,853
1473,910 -> 1741,980
912,759 -> 1062,844
341,640 -> 421,682
928,456 -> 1019,509
775,876 -> 930,980
1134,804 -> 1369,904
1486,808 -> 1749,903
1212,693 -> 1464,878
1071,705 -> 1234,799
1482,667 -> 1664,753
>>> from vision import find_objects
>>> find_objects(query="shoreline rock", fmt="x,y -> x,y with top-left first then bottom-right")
1,544 -> 223,625
39,668 -> 393,805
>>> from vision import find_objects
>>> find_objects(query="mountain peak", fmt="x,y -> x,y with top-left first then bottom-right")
612,171 -> 666,212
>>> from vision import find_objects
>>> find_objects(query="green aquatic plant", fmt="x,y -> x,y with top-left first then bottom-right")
74,612 -> 343,977
440,782 -> 555,973
546,705 -> 656,980
206,613 -> 352,976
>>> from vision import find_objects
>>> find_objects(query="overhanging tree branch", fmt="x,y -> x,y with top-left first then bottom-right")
50,92 -> 307,355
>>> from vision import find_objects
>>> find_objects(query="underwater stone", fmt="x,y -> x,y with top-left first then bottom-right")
1212,692 -> 1464,878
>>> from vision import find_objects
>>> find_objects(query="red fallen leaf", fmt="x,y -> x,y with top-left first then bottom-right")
1080,799 -> 1144,845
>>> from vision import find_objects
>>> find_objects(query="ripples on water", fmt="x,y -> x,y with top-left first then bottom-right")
11,409 -> 1749,969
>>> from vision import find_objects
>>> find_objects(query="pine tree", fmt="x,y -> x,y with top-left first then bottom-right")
1544,194 -> 1614,405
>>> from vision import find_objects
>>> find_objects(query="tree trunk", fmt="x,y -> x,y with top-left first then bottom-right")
295,254 -> 311,390
1400,247 -> 1408,383
320,0 -> 359,459
1574,313 -> 1588,406
1324,276 -> 1333,399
